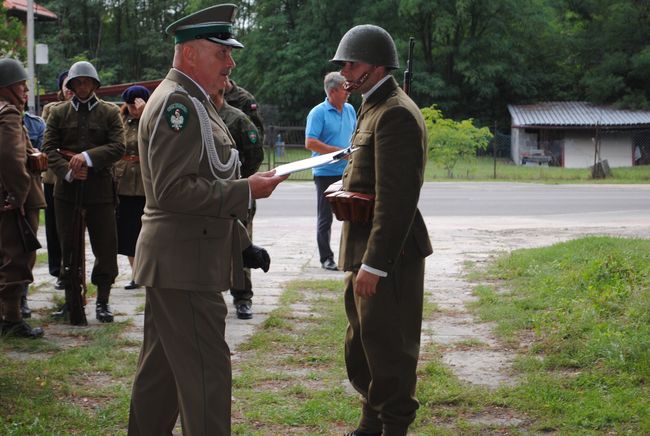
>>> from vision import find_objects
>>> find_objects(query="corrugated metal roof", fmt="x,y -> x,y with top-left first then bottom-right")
3,0 -> 57,20
508,101 -> 650,127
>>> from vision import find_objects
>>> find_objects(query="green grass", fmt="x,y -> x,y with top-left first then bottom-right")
469,236 -> 650,433
425,157 -> 650,182
263,150 -> 650,183
0,322 -> 136,435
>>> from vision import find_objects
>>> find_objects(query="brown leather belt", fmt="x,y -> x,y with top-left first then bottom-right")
121,155 -> 140,162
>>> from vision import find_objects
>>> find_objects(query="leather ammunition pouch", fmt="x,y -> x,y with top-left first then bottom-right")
27,151 -> 48,172
324,180 -> 375,224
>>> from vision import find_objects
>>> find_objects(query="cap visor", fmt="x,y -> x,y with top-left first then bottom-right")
206,36 -> 244,48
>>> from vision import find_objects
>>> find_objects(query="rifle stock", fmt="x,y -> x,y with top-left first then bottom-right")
64,181 -> 88,326
15,210 -> 41,252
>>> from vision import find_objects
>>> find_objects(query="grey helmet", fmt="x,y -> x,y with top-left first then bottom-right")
67,61 -> 101,90
331,24 -> 399,70
0,57 -> 28,88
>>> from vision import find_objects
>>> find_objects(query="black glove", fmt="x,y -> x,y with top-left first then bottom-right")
242,244 -> 270,272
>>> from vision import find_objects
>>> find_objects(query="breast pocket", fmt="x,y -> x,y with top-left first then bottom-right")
351,131 -> 374,169
174,218 -> 231,285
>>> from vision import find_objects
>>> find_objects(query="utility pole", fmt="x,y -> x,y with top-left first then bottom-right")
27,0 -> 35,113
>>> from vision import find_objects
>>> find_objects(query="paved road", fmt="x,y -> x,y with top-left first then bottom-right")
258,182 -> 650,219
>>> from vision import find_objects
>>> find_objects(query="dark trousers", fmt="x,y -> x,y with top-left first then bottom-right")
231,203 -> 255,304
0,209 -> 38,321
314,175 -> 341,263
344,252 -> 425,436
44,182 -> 61,277
55,198 -> 118,300
128,288 -> 231,436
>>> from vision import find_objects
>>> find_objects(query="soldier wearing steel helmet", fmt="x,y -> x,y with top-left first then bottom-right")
331,25 -> 433,436
127,4 -> 286,434
42,60 -> 125,324
0,57 -> 46,338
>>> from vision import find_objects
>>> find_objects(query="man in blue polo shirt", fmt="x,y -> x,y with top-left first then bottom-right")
305,71 -> 356,271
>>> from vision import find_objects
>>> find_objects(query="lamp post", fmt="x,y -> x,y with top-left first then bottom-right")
26,0 -> 35,113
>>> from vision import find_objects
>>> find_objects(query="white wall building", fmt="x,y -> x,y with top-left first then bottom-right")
508,102 -> 650,168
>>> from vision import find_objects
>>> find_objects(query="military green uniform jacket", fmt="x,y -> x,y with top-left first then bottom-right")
224,80 -> 264,140
42,95 -> 125,204
218,102 -> 263,178
40,101 -> 65,185
114,114 -> 145,196
339,76 -> 432,273
0,101 -> 46,210
134,68 -> 250,292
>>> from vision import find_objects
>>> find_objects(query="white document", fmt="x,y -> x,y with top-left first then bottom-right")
274,147 -> 358,176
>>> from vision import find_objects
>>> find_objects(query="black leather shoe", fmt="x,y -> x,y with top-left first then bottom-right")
1,320 -> 44,339
321,258 -> 338,271
344,430 -> 381,436
20,295 -> 32,319
54,279 -> 65,290
124,280 -> 140,290
51,303 -> 68,320
96,302 -> 114,323
235,302 -> 253,320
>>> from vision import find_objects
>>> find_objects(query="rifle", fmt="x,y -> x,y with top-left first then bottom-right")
403,37 -> 415,96
63,181 -> 88,326
15,209 -> 42,252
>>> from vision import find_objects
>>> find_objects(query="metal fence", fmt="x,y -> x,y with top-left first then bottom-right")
259,125 -> 313,181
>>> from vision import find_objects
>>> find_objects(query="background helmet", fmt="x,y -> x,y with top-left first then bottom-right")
67,61 -> 101,90
0,58 -> 28,88
331,24 -> 399,70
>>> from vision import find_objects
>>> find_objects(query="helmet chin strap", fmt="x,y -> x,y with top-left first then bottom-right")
343,66 -> 376,92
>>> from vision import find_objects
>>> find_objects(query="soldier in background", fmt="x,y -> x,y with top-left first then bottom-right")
40,72 -> 74,293
212,87 -> 264,319
43,61 -> 125,323
0,58 -> 46,338
225,77 -> 265,141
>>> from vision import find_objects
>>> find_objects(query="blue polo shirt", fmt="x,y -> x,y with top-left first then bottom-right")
305,98 -> 356,176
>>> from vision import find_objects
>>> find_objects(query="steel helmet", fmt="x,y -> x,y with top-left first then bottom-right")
331,24 -> 399,70
0,58 -> 28,88
67,61 -> 101,90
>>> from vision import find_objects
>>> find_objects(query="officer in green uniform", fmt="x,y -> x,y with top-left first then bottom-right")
0,57 -> 46,338
332,25 -> 433,436
43,61 -> 125,323
127,5 -> 286,434
224,78 -> 265,141
213,88 -> 264,319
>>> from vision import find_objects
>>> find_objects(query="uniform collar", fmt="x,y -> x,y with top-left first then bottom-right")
362,74 -> 392,101
168,68 -> 210,103
71,94 -> 99,112
359,76 -> 398,117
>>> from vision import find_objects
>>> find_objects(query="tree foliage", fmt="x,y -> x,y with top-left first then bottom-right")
423,105 -> 492,177
0,5 -> 26,60
17,0 -> 650,125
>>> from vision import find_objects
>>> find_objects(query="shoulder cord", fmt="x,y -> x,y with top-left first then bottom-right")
149,86 -> 240,181
189,95 -> 240,181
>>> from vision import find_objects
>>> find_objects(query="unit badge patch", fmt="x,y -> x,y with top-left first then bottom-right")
247,130 -> 258,144
165,103 -> 189,132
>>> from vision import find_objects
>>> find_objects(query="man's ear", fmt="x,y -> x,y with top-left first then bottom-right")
182,42 -> 196,65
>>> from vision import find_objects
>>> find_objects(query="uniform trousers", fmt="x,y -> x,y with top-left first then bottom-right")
128,288 -> 231,436
44,182 -> 62,277
231,203 -> 255,304
314,175 -> 341,263
54,198 -> 118,299
344,251 -> 425,436
0,209 -> 38,321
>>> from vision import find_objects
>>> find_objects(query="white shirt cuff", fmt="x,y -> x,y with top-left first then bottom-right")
82,151 -> 93,167
361,263 -> 387,277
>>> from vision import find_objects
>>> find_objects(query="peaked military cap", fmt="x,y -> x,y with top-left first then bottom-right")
165,3 -> 244,48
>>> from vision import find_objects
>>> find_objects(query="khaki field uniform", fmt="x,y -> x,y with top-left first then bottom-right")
0,101 -> 46,321
339,76 -> 433,435
42,95 -> 125,296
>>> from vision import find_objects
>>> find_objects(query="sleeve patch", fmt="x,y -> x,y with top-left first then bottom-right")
247,130 -> 258,144
165,103 -> 189,132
